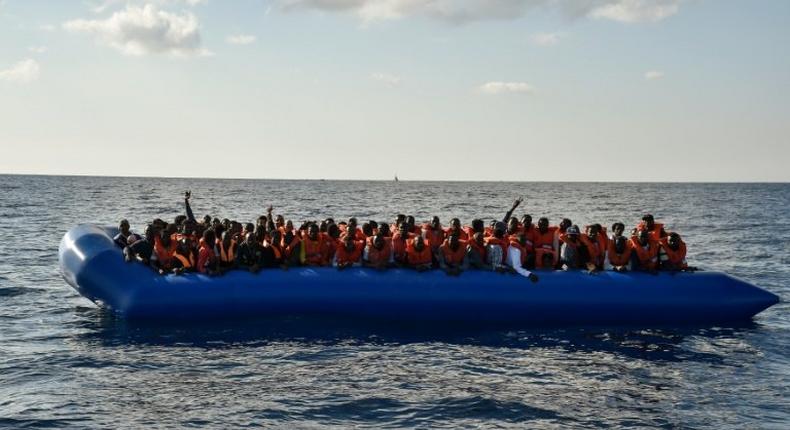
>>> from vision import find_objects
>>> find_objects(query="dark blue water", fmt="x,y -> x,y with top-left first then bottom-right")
1,175 -> 788,428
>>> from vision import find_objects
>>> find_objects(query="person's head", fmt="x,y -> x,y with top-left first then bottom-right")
565,225 -> 580,241
203,215 -> 212,225
611,222 -> 625,237
638,229 -> 650,245
430,216 -> 441,229
398,223 -> 409,237
493,221 -> 506,238
214,224 -> 225,239
245,232 -> 256,245
285,220 -> 294,231
395,214 -> 406,226
588,224 -> 601,239
507,217 -> 519,234
413,235 -> 425,251
325,217 -> 335,226
378,222 -> 390,237
538,217 -> 549,233
165,223 -> 178,236
257,215 -> 267,227
642,214 -> 655,230
406,215 -> 415,228
559,218 -> 572,231
327,223 -> 341,239
308,223 -> 319,240
319,220 -> 328,232
153,218 -> 167,230
343,235 -> 356,251
202,229 -> 215,246
275,215 -> 285,227
668,232 -> 682,250
160,228 -> 172,246
369,220 -> 378,230
222,218 -> 231,230
183,219 -> 196,235
174,215 -> 187,226
471,218 -> 484,233
448,232 -> 460,249
473,232 -> 484,246
450,218 -> 461,230
521,214 -> 533,228
362,223 -> 373,237
614,236 -> 627,254
244,223 -> 255,235
372,234 -> 385,250
348,217 -> 358,231
119,219 -> 130,235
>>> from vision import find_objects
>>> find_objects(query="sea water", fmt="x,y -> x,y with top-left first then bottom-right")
0,175 -> 787,428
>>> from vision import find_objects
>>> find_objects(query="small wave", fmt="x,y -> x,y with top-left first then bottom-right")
0,287 -> 40,297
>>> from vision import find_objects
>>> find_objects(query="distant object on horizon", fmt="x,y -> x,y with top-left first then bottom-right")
394,174 -> 399,182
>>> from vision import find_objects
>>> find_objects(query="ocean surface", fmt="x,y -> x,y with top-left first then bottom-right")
0,175 -> 788,429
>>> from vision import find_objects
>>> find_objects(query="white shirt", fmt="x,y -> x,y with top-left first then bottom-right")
506,245 -> 534,278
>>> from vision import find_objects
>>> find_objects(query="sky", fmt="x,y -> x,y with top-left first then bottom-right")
1,0 -> 788,182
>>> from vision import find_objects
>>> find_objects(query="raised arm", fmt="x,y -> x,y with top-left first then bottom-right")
184,190 -> 196,222
502,197 -> 523,224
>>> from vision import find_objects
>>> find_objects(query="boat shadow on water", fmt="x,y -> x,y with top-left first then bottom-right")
69,305 -> 765,365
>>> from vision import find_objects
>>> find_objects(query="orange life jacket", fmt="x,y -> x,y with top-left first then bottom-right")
444,227 -> 468,241
335,241 -> 364,265
391,233 -> 412,263
439,240 -> 467,265
533,227 -> 558,250
366,239 -> 392,265
630,237 -> 659,270
607,240 -> 632,267
637,222 -> 666,241
485,236 -> 508,260
467,238 -> 487,261
660,238 -> 687,268
301,236 -> 329,266
422,225 -> 445,250
406,239 -> 433,266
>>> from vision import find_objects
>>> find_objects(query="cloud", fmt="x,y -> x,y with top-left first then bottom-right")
644,70 -> 664,80
39,24 -> 57,32
91,0 -> 207,14
478,81 -> 533,95
588,0 -> 680,23
0,59 -> 41,83
63,4 -> 209,57
28,46 -> 48,54
530,32 -> 561,46
278,0 -> 681,24
371,72 -> 401,86
226,34 -> 256,45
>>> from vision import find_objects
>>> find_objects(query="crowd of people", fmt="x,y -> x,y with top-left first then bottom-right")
116,192 -> 695,282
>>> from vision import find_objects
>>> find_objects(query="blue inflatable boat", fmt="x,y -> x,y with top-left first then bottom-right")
59,224 -> 779,325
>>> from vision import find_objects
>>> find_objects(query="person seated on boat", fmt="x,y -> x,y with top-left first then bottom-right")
466,232 -> 490,270
393,214 -> 406,232
392,222 -> 413,266
405,215 -> 421,234
282,220 -> 301,262
170,238 -> 195,274
445,218 -> 468,241
559,225 -> 585,270
506,217 -> 521,238
610,222 -> 626,240
234,232 -> 264,273
377,222 -> 391,238
438,233 -> 467,276
334,235 -> 364,270
423,216 -> 445,254
406,235 -> 433,272
114,219 -> 141,248
153,228 -> 178,274
215,231 -> 238,272
485,222 -> 511,272
264,229 -> 290,269
123,224 -> 155,267
506,232 -> 540,281
464,218 -> 485,240
659,232 -> 695,272
606,235 -> 632,272
174,214 -> 187,228
630,229 -> 659,273
584,224 -> 608,270
361,222 -> 375,239
242,222 -> 255,238
343,217 -> 365,241
635,214 -> 667,241
300,223 -> 330,266
197,229 -> 219,275
533,217 -> 559,269
364,233 -> 392,271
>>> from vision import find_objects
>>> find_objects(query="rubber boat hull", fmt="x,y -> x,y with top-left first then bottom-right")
58,225 -> 779,324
